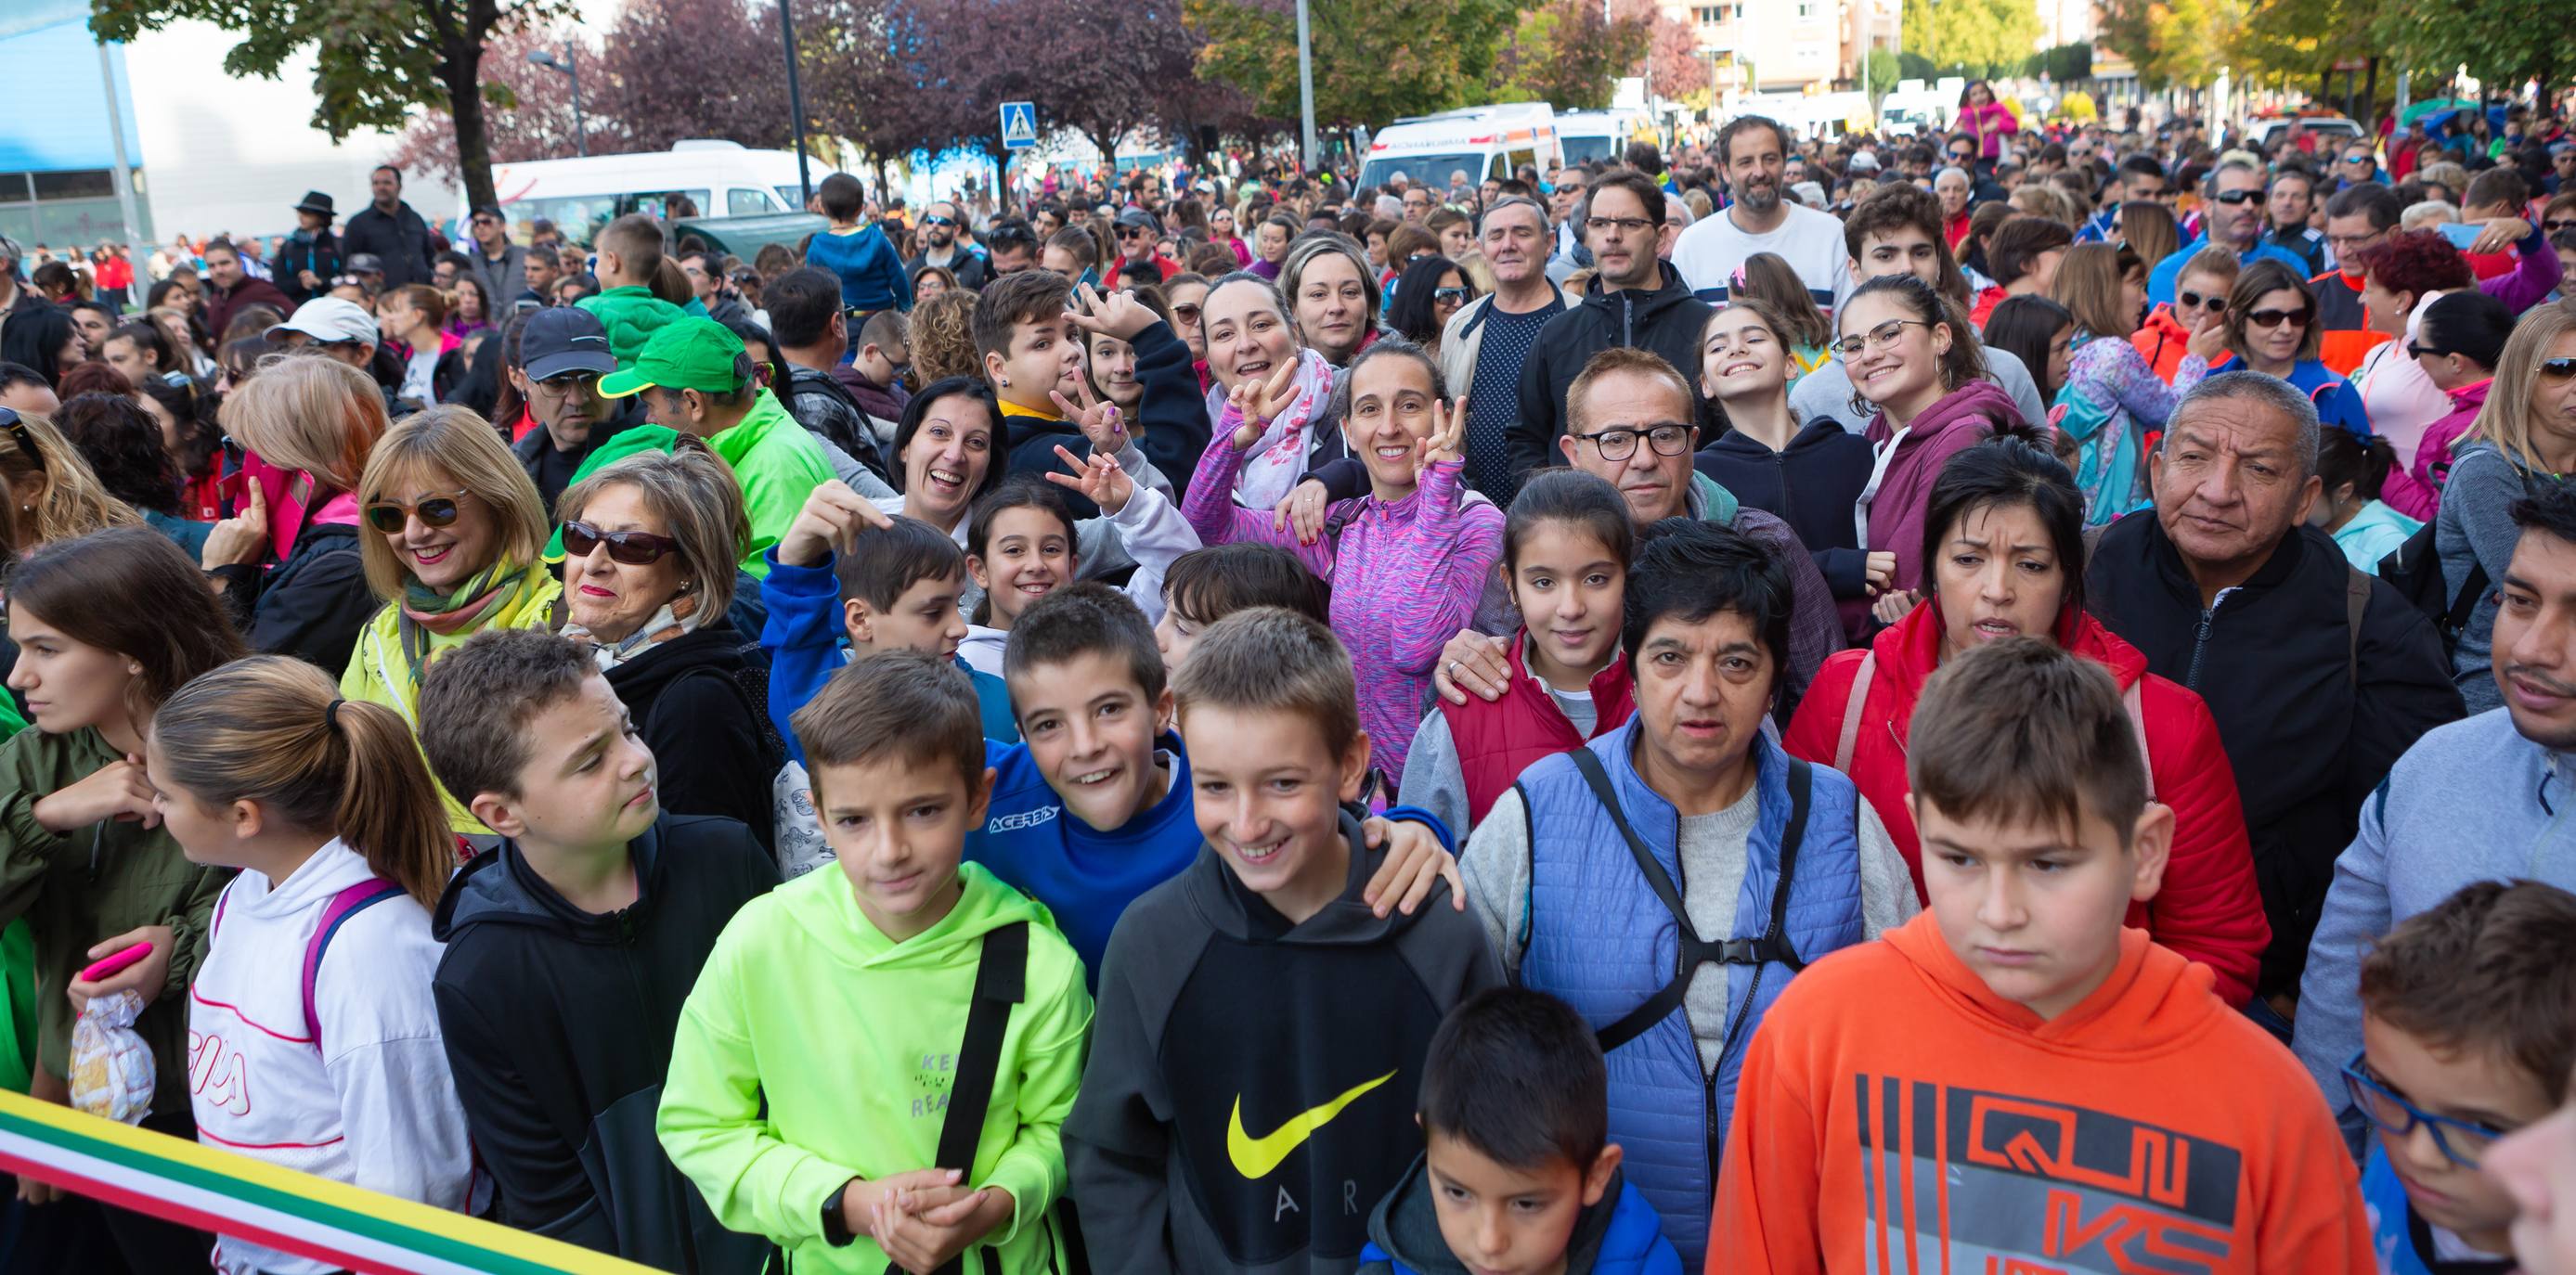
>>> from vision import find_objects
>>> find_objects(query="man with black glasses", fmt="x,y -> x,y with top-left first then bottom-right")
2146,160 -> 2312,304
902,200 -> 989,291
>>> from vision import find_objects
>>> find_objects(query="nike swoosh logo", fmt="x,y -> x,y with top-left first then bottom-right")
1225,1070 -> 1396,1179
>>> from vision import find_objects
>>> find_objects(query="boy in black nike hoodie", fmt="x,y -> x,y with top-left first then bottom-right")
1068,608 -> 1501,1275
420,629 -> 779,1269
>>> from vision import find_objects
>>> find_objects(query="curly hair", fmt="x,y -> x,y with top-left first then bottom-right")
50,393 -> 185,517
909,288 -> 984,387
2349,228 -> 2474,303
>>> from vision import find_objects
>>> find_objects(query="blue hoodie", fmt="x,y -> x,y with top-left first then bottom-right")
1357,1155 -> 1681,1275
757,547 -> 1016,753
970,733 -> 1203,983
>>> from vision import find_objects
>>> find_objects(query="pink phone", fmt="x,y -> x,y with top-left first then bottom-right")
78,941 -> 152,984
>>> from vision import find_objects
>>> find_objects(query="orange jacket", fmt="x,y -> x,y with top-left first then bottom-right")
1711,914 -> 2372,1274
2129,304 -> 2233,382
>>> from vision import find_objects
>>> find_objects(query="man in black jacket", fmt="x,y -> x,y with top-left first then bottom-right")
419,629 -> 778,1271
768,265 -> 891,480
508,307 -> 647,511
340,165 -> 442,291
2086,372 -> 2463,1024
903,200 -> 990,291
1508,169 -> 1713,480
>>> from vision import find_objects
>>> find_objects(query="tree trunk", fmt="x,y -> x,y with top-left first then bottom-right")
1094,126 -> 1121,174
445,35 -> 498,212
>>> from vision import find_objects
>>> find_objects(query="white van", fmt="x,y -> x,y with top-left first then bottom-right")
1358,103 -> 1563,191
488,141 -> 846,247
1557,109 -> 1653,168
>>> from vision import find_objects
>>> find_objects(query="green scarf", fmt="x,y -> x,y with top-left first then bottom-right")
397,560 -> 529,684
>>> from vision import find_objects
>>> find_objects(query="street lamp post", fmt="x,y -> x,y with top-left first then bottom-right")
526,46 -> 588,159
1294,0 -> 1318,172
777,0 -> 814,210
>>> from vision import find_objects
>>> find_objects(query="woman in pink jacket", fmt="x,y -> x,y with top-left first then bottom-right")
1957,80 -> 2020,161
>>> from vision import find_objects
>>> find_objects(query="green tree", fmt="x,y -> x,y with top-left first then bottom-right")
1897,0 -> 2040,79
1865,46 -> 1901,96
1186,0 -> 1521,129
1490,0 -> 1650,109
89,0 -> 575,211
2369,0 -> 2576,97
2095,0 -> 2237,89
2230,0 -> 2366,88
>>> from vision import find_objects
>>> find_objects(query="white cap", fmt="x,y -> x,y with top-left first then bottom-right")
266,297 -> 379,348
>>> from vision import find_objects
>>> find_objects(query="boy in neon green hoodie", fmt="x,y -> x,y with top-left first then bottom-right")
657,650 -> 1093,1273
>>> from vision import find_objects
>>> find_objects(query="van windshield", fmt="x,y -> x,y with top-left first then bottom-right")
1360,152 -> 1481,192
505,189 -> 712,248
1560,136 -> 1616,166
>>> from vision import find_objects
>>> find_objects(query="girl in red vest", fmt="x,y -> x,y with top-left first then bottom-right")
1395,469 -> 1638,836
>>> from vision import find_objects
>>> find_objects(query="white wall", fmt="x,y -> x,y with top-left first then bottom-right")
122,19 -> 460,242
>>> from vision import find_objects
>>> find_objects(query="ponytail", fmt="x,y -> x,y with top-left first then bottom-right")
2316,426 -> 2399,503
151,656 -> 453,908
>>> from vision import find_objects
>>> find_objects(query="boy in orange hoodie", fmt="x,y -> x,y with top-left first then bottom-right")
1714,637 -> 2371,1274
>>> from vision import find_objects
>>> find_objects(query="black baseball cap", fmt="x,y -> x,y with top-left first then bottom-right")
519,307 -> 616,381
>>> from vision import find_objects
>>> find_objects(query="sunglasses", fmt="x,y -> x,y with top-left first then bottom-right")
924,215 -> 957,227
2245,306 -> 2311,329
0,409 -> 39,475
364,489 -> 470,534
2407,341 -> 2450,360
2176,290 -> 2220,310
562,520 -> 681,565
2210,188 -> 2262,206
2546,356 -> 2576,381
1432,287 -> 1469,305
2546,219 -> 2576,233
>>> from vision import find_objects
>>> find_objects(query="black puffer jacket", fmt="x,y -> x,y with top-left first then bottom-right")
1507,270 -> 1715,478
601,622 -> 780,856
210,521 -> 375,674
2086,511 -> 2465,999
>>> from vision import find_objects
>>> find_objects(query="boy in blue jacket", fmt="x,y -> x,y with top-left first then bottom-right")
804,174 -> 911,321
1360,988 -> 1680,1275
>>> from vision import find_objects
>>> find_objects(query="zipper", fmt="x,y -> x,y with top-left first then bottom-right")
2183,586 -> 2237,690
1622,292 -> 1635,347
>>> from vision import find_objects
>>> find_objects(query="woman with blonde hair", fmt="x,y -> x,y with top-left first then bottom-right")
149,656 -> 473,1269
204,352 -> 392,670
2048,242 -> 2171,523
554,446 -> 778,845
0,406 -> 141,548
907,288 -> 983,386
343,405 -> 561,833
2438,303 -> 2576,713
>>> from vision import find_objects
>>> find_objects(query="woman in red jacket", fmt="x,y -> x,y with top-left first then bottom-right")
1782,435 -> 2270,1004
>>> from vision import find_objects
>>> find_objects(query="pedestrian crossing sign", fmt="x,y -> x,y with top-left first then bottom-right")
1001,102 -> 1038,149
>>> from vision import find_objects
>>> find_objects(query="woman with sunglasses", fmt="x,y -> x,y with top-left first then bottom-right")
2438,303 -> 2576,714
2045,243 -> 2176,525
555,447 -> 776,849
1838,273 -> 2021,627
2380,290 -> 2517,520
2130,245 -> 2234,382
1384,255 -> 1476,360
343,406 -> 563,834
2215,261 -> 2373,437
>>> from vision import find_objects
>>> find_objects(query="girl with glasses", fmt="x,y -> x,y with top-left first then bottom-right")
344,405 -> 562,835
2046,242 -> 2179,525
2437,303 -> 2576,714
1838,274 -> 2021,626
553,447 -> 777,848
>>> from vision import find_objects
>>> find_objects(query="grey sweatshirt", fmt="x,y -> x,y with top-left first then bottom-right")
2436,442 -> 2534,715
2293,707 -> 2576,1142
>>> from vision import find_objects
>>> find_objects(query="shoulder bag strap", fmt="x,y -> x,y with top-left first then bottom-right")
1566,749 -> 1699,1055
302,878 -> 406,1050
1832,651 -> 1877,775
1758,761 -> 1814,973
903,921 -> 1029,1275
2345,565 -> 2371,689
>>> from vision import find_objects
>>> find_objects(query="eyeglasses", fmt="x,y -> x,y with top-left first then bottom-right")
562,520 -> 681,565
364,489 -> 471,534
2325,229 -> 2387,252
2176,290 -> 2220,311
1830,317 -> 1935,359
1573,423 -> 1691,460
2544,356 -> 2576,381
472,216 -> 502,227
531,371 -> 601,396
2209,188 -> 2262,206
0,409 -> 39,475
2341,1053 -> 2510,1169
1432,287 -> 1469,305
1585,216 -> 1656,236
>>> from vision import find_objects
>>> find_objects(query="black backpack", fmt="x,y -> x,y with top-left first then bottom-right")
2377,521 -> 2485,657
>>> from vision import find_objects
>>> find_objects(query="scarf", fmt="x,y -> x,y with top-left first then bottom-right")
398,561 -> 530,683
566,601 -> 704,672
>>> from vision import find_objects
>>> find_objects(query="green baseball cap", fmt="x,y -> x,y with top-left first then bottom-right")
599,318 -> 748,398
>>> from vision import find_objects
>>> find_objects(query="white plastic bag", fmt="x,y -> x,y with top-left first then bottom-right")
70,989 -> 153,1125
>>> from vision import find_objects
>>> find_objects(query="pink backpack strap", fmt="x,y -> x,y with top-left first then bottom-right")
1832,651 -> 1877,775
302,879 -> 404,1050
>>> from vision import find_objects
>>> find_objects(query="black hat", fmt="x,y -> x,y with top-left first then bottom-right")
346,252 -> 384,275
294,191 -> 335,219
518,306 -> 617,381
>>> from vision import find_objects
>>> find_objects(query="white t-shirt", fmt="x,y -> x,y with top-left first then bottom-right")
398,345 -> 440,404
1670,201 -> 1853,311
188,841 -> 472,1275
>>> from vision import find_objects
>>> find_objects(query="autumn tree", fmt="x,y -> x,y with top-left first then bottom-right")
1898,0 -> 2042,79
1029,1 -> 1205,164
2096,0 -> 2241,90
1185,0 -> 1521,129
591,0 -> 792,153
90,0 -> 574,210
390,23 -> 592,180
1490,0 -> 1650,110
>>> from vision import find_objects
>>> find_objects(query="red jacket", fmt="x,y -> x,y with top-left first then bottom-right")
1781,598 -> 2269,1005
1439,635 -> 1635,825
2129,304 -> 2233,383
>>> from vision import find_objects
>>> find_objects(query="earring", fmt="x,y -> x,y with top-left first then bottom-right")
998,375 -> 1010,388
677,580 -> 694,594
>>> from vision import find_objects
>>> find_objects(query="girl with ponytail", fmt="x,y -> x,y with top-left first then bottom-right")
146,655 -> 473,1270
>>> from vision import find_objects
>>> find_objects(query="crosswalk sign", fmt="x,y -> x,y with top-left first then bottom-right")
1001,101 -> 1038,150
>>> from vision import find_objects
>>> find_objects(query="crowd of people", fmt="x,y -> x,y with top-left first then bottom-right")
1,83 -> 2575,1275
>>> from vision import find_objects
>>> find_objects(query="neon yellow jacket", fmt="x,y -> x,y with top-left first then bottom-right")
657,862 -> 1092,1274
338,569 -> 564,834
